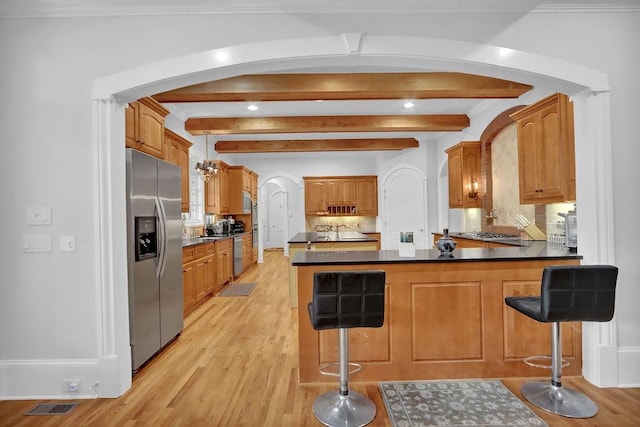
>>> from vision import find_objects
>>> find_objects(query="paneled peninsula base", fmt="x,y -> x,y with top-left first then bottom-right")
296,258 -> 581,383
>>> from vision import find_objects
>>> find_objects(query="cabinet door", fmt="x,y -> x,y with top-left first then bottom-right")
204,255 -> 216,295
447,148 -> 463,208
356,178 -> 378,216
195,257 -> 207,303
125,103 -> 137,148
215,250 -> 226,286
219,166 -> 230,214
183,262 -> 196,313
178,147 -> 190,212
305,180 -> 328,215
137,102 -> 166,159
205,173 -> 220,214
513,93 -> 575,205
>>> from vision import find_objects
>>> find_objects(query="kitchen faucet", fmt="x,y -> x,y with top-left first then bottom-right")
333,224 -> 347,238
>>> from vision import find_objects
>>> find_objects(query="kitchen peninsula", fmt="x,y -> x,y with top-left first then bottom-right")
293,242 -> 582,383
287,231 -> 378,306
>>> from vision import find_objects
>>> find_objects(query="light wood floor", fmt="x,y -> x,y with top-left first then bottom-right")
1,250 -> 639,426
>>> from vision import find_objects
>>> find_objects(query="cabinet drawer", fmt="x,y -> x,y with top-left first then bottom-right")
206,242 -> 215,256
194,244 -> 207,259
216,239 -> 232,251
183,247 -> 195,263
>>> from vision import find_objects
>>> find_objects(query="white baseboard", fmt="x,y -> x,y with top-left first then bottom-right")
0,356 -> 129,399
618,346 -> 640,387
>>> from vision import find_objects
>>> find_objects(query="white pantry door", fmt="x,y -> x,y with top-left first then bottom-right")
265,189 -> 287,249
383,167 -> 428,250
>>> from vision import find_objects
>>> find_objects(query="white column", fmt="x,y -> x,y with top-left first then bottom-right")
572,90 -> 618,387
92,98 -> 132,397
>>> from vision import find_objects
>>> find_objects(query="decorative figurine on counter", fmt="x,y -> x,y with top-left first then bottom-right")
436,228 -> 457,257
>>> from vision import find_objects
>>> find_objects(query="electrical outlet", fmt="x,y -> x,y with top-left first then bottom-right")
63,380 -> 81,393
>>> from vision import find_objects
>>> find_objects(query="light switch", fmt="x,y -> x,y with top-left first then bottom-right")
59,235 -> 76,252
23,235 -> 52,253
27,207 -> 52,225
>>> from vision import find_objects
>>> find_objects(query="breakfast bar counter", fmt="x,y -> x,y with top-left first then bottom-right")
287,231 -> 379,306
293,243 -> 582,383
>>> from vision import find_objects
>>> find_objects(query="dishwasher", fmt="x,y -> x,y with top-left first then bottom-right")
233,234 -> 244,276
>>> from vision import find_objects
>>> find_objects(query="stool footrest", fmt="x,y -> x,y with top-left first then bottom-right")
524,355 -> 570,369
319,362 -> 362,378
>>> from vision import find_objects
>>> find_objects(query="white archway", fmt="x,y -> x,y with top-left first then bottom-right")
91,34 -> 615,396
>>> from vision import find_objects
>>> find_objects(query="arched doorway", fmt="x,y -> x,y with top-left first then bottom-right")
382,165 -> 428,250
92,34 -> 615,395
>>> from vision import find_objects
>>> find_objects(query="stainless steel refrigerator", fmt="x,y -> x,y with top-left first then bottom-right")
126,148 -> 183,373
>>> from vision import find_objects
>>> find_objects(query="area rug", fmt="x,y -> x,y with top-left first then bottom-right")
218,283 -> 256,297
379,380 -> 547,427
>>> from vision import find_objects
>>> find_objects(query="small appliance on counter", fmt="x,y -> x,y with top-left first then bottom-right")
558,206 -> 578,249
233,220 -> 245,234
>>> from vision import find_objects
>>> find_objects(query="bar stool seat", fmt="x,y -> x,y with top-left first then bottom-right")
505,264 -> 617,418
308,270 -> 386,427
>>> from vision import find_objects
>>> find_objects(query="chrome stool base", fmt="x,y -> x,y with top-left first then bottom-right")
312,390 -> 376,427
522,381 -> 598,418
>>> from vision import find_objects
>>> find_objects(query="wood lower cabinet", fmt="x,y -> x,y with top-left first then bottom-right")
182,247 -> 196,314
362,232 -> 381,250
242,233 -> 252,273
297,258 -> 581,383
183,242 -> 218,315
125,97 -> 169,159
215,239 -> 233,287
510,93 -> 576,204
165,129 -> 192,213
445,141 -> 481,209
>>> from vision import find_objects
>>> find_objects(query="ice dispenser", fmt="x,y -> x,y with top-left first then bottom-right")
135,216 -> 158,261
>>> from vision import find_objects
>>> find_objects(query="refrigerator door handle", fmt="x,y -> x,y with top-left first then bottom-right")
155,196 -> 168,278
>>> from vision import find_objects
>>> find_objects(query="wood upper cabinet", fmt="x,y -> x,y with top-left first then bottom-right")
125,97 -> 170,159
165,129 -> 193,213
304,178 -> 329,215
249,171 -> 258,200
327,179 -> 356,206
355,177 -> 378,216
228,166 -> 256,214
304,176 -> 378,216
445,141 -> 481,209
205,161 -> 230,215
510,93 -> 576,204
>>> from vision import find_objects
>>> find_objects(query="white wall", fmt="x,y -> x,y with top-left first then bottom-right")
1,8 -> 639,399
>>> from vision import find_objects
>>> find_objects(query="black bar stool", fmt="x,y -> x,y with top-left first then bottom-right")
307,270 -> 386,427
505,264 -> 618,418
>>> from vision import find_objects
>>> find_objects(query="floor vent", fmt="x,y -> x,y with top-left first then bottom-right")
25,403 -> 77,416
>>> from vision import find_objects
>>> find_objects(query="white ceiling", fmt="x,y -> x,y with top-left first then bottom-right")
1,0 -> 637,17
6,0 -> 633,158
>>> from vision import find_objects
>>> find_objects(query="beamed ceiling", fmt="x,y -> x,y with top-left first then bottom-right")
152,72 -> 532,154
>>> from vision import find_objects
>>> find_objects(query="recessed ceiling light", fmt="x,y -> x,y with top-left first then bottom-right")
247,104 -> 258,111
404,102 -> 414,109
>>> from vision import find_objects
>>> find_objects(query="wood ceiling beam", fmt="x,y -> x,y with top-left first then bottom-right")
185,114 -> 469,135
215,138 -> 419,153
153,72 -> 531,102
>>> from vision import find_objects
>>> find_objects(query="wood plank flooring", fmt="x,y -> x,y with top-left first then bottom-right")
1,250 -> 639,426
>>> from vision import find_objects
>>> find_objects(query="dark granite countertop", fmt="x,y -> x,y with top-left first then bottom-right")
433,231 -> 528,247
291,241 -> 581,265
182,232 -> 247,248
288,231 -> 378,244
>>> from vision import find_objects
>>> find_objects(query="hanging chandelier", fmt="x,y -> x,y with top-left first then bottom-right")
195,132 -> 218,182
